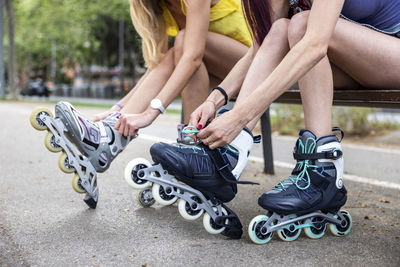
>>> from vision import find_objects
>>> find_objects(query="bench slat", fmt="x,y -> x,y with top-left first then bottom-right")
276,90 -> 400,108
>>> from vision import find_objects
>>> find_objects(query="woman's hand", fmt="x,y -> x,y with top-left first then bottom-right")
114,109 -> 159,137
92,110 -> 113,122
197,109 -> 246,149
188,100 -> 216,129
92,106 -> 121,122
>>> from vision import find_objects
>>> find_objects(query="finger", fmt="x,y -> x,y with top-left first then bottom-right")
128,127 -> 136,137
209,139 -> 225,150
114,119 -> 121,130
200,131 -> 215,146
198,113 -> 210,130
197,127 -> 209,139
124,124 -> 130,137
189,113 -> 200,127
118,120 -> 125,135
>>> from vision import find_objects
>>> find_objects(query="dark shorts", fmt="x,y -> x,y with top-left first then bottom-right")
340,15 -> 400,39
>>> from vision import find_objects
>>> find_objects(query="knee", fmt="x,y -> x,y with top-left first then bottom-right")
259,18 -> 290,52
288,11 -> 309,47
174,30 -> 185,63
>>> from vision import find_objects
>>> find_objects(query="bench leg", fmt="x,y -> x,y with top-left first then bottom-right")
261,109 -> 275,175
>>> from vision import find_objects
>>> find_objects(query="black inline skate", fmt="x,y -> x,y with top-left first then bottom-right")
248,128 -> 352,244
124,124 -> 259,239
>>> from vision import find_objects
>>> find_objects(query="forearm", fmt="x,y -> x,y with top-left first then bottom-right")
118,69 -> 150,107
155,55 -> 202,108
234,37 -> 326,126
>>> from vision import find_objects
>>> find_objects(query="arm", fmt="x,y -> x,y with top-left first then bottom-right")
189,43 -> 259,127
116,0 -> 212,136
154,0 -> 212,108
199,0 -> 345,148
92,70 -> 150,121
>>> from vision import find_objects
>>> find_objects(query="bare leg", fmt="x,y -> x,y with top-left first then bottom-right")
175,30 -> 249,123
287,12 -> 334,137
287,11 -> 400,137
235,19 -> 291,130
328,19 -> 400,88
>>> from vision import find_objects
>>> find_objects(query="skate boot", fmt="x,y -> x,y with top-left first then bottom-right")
29,102 -> 133,209
248,128 -> 352,244
124,125 -> 260,239
54,101 -> 132,172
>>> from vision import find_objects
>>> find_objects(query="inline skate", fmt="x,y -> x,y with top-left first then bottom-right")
248,128 -> 352,244
124,125 -> 259,239
30,101 -> 132,208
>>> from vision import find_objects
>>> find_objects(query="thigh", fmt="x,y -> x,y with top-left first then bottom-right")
208,74 -> 222,89
328,18 -> 400,89
203,31 -> 249,80
331,63 -> 363,89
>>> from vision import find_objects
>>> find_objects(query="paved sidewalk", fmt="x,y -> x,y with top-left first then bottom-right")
0,102 -> 399,266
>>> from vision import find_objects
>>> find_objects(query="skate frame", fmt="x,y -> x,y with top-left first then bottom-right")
260,211 -> 348,234
137,164 -> 225,221
39,113 -> 99,202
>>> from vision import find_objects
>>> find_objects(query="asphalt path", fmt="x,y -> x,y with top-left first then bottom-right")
0,101 -> 399,266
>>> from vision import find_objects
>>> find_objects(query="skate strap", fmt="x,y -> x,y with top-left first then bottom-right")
253,135 -> 261,143
332,126 -> 344,141
293,149 -> 343,161
201,144 -> 259,185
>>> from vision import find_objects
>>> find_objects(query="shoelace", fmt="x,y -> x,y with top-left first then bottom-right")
182,125 -> 239,154
273,137 -> 318,191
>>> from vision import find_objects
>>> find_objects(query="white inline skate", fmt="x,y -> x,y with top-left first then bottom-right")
30,101 -> 132,208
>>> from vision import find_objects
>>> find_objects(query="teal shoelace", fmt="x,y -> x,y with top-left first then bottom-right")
182,125 -> 239,154
273,137 -> 318,191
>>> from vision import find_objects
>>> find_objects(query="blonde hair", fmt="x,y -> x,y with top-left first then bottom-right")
130,0 -> 168,68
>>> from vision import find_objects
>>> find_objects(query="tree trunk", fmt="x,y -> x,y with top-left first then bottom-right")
5,0 -> 16,100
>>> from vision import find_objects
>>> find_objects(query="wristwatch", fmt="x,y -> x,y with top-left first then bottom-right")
150,98 -> 166,114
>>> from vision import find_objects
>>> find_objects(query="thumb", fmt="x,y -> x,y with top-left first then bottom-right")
114,118 -> 121,130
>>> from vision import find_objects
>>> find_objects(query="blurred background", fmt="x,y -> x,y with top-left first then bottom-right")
0,0 -> 399,142
1,0 -> 144,100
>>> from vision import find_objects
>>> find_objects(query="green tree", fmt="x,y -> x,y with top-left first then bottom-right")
13,0 -> 142,85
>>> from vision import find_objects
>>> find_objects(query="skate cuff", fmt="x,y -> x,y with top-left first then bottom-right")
293,149 -> 343,160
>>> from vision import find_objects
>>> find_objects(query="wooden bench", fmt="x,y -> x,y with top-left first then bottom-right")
260,88 -> 400,174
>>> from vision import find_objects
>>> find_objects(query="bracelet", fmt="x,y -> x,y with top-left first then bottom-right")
212,86 -> 228,106
114,103 -> 123,110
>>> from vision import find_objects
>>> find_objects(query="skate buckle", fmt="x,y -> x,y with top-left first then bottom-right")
327,149 -> 342,160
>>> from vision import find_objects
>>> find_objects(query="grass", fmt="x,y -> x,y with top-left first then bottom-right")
270,104 -> 400,137
2,98 -> 182,115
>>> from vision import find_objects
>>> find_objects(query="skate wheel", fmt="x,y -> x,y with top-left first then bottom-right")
178,197 -> 204,221
58,152 -> 75,173
248,215 -> 274,244
152,179 -> 178,206
304,217 -> 327,239
329,210 -> 352,236
124,158 -> 152,189
136,188 -> 155,208
203,207 -> 228,235
72,174 -> 86,194
44,132 -> 63,153
30,107 -> 53,131
277,218 -> 302,242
